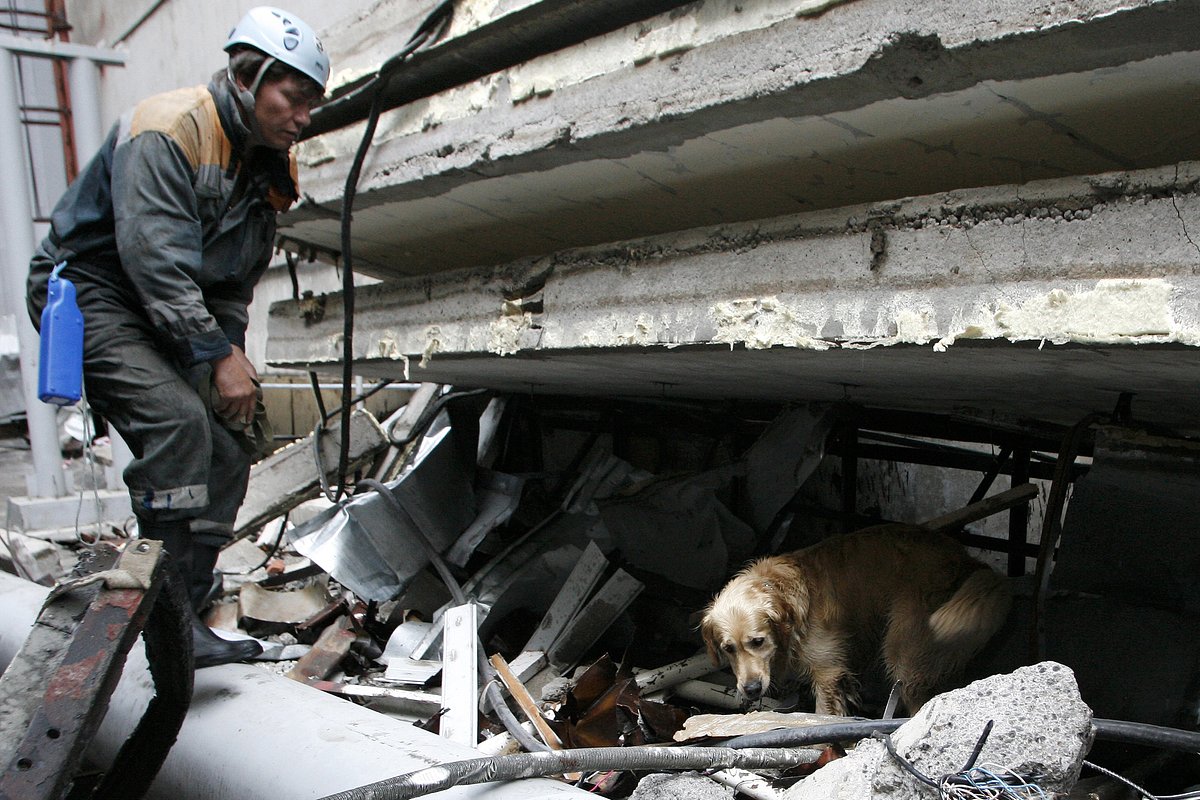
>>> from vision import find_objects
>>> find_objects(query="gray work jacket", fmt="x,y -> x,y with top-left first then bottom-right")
27,74 -> 298,367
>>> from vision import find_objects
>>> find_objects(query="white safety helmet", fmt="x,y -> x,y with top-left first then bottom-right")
225,6 -> 329,90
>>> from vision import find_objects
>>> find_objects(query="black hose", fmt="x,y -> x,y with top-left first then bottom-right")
331,2 -> 456,503
722,718 -> 905,749
720,717 -> 1200,755
1092,719 -> 1200,754
317,745 -> 822,800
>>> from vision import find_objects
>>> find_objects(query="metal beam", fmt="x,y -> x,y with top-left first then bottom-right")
0,33 -> 125,64
0,48 -> 66,498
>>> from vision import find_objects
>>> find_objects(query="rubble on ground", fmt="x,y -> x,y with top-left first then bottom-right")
784,662 -> 1093,799
2,393 -> 1190,799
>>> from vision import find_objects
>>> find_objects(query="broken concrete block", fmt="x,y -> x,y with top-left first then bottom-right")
5,490 -> 130,532
632,772 -> 733,800
784,662 -> 1093,799
234,408 -> 387,538
0,532 -> 72,585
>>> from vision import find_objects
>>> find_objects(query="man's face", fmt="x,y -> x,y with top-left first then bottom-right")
253,72 -> 321,151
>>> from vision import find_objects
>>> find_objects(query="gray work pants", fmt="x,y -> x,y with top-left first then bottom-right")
69,279 -> 251,544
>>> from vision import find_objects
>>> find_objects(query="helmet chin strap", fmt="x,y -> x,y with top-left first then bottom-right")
226,55 -> 276,149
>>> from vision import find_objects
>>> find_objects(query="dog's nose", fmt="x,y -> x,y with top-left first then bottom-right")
742,679 -> 763,700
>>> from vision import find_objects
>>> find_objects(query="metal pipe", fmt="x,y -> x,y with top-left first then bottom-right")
0,570 -> 590,800
0,33 -> 126,64
65,54 -> 137,492
258,382 -> 419,391
0,46 -> 66,498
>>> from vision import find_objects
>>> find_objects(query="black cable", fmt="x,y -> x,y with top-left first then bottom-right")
720,717 -> 1200,755
322,379 -> 395,425
388,386 -> 489,446
332,2 -> 457,503
285,249 -> 301,301
310,378 -> 394,501
309,371 -> 329,421
221,513 -> 289,576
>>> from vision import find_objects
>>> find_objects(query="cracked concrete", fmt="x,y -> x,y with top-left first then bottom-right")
268,162 -> 1200,434
276,0 -> 1200,278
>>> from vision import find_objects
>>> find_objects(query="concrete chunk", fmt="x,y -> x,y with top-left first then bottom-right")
784,662 -> 1093,799
5,490 -> 130,532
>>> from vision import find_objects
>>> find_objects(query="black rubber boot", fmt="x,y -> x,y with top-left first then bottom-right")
140,521 -> 262,669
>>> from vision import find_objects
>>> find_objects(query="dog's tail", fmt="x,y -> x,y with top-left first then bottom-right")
928,567 -> 1011,652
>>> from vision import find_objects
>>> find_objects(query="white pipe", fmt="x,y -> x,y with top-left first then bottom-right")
710,768 -> 786,800
67,57 -> 104,159
66,56 -> 134,491
0,34 -> 126,65
0,570 -> 590,800
0,48 -> 67,498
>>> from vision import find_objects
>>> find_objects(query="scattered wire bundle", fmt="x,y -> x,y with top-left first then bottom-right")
875,721 -> 1050,800
939,765 -> 1049,800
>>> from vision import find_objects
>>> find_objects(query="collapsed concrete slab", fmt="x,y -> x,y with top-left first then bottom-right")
282,0 -> 1200,278
783,661 -> 1094,799
268,162 -> 1200,434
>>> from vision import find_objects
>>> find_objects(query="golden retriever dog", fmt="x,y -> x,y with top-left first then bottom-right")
701,524 -> 1010,716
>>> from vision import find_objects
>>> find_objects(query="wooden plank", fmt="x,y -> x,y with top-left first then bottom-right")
285,616 -> 356,683
523,540 -> 607,653
489,654 -> 563,750
490,654 -> 580,780
233,409 -> 387,537
920,483 -> 1038,534
439,602 -> 479,746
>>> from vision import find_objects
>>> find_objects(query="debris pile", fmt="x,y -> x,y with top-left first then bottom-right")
5,390 -> 1199,798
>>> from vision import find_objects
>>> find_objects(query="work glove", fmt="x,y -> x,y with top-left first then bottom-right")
209,377 -> 274,459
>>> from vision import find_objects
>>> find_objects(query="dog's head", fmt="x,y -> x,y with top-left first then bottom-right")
700,557 -> 807,707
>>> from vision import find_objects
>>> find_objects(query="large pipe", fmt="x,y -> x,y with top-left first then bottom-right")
0,570 -> 589,800
0,47 -> 67,498
66,55 -> 135,490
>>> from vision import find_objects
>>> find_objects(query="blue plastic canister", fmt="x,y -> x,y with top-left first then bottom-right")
38,261 -> 84,406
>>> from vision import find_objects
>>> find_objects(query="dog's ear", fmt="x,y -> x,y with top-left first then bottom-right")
767,597 -> 795,645
699,611 -> 722,666
759,562 -> 808,640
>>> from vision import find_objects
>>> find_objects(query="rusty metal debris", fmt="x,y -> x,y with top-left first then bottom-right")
0,540 -> 190,800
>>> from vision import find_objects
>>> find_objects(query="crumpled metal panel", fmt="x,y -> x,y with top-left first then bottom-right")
287,416 -> 475,601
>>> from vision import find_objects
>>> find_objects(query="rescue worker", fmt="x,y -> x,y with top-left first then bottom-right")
26,7 -> 329,667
